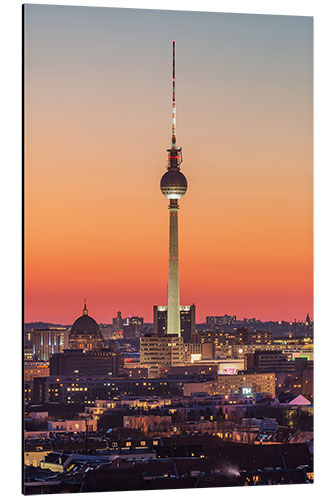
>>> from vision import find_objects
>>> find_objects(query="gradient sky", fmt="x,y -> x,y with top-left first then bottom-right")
24,5 -> 313,324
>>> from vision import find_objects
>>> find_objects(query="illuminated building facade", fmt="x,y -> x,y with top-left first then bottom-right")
217,372 -> 276,397
32,327 -> 69,361
183,342 -> 214,363
24,360 -> 50,381
140,334 -> 184,377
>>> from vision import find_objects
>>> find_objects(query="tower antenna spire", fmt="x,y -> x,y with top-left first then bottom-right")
171,40 -> 176,147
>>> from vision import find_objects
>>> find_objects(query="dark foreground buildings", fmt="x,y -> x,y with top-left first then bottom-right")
50,349 -> 123,377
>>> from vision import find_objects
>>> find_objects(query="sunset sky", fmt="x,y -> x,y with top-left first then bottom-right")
24,5 -> 313,324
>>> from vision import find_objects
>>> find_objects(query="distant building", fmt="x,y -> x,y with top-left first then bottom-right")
32,327 -> 69,361
188,358 -> 244,375
24,380 -> 33,405
99,325 -> 113,341
69,300 -> 104,351
245,351 -> 294,372
123,316 -> 144,340
275,357 -> 313,399
140,334 -> 184,377
183,379 -> 217,397
183,342 -> 214,363
124,316 -> 143,331
153,305 -> 196,342
198,330 -> 226,346
217,372 -> 275,397
123,415 -> 172,434
206,315 -> 236,327
32,375 -> 187,404
49,349 -> 123,377
248,331 -> 272,344
169,363 -> 218,378
25,361 -> 50,381
24,347 -> 34,361
243,318 -> 257,324
47,418 -> 97,433
122,365 -> 149,378
304,313 -> 312,326
112,311 -> 123,333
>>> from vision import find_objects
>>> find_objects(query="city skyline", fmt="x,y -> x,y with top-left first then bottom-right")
25,6 -> 313,324
24,302 -> 311,327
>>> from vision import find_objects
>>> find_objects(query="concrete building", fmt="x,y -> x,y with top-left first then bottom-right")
154,305 -> 196,342
122,365 -> 149,379
140,334 -> 184,377
123,316 -> 144,339
91,397 -> 172,412
47,418 -> 97,433
169,364 -> 218,378
24,347 -> 34,361
32,375 -> 189,404
24,361 -> 50,381
183,380 -> 218,397
217,373 -> 276,397
183,341 -> 214,363
24,381 -> 33,405
49,349 -> 123,377
190,358 -> 244,375
244,351 -> 294,372
123,415 -> 172,434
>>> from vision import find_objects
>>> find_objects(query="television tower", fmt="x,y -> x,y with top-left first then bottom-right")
160,41 -> 188,336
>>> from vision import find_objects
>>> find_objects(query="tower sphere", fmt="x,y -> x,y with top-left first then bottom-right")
160,169 -> 188,200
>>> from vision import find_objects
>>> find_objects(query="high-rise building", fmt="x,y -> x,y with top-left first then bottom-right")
123,315 -> 144,340
112,311 -> 123,333
153,305 -> 196,342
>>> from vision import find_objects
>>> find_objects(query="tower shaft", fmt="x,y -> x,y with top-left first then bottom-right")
167,199 -> 180,335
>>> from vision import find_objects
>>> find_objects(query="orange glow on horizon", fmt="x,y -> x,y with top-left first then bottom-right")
24,7 -> 313,324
